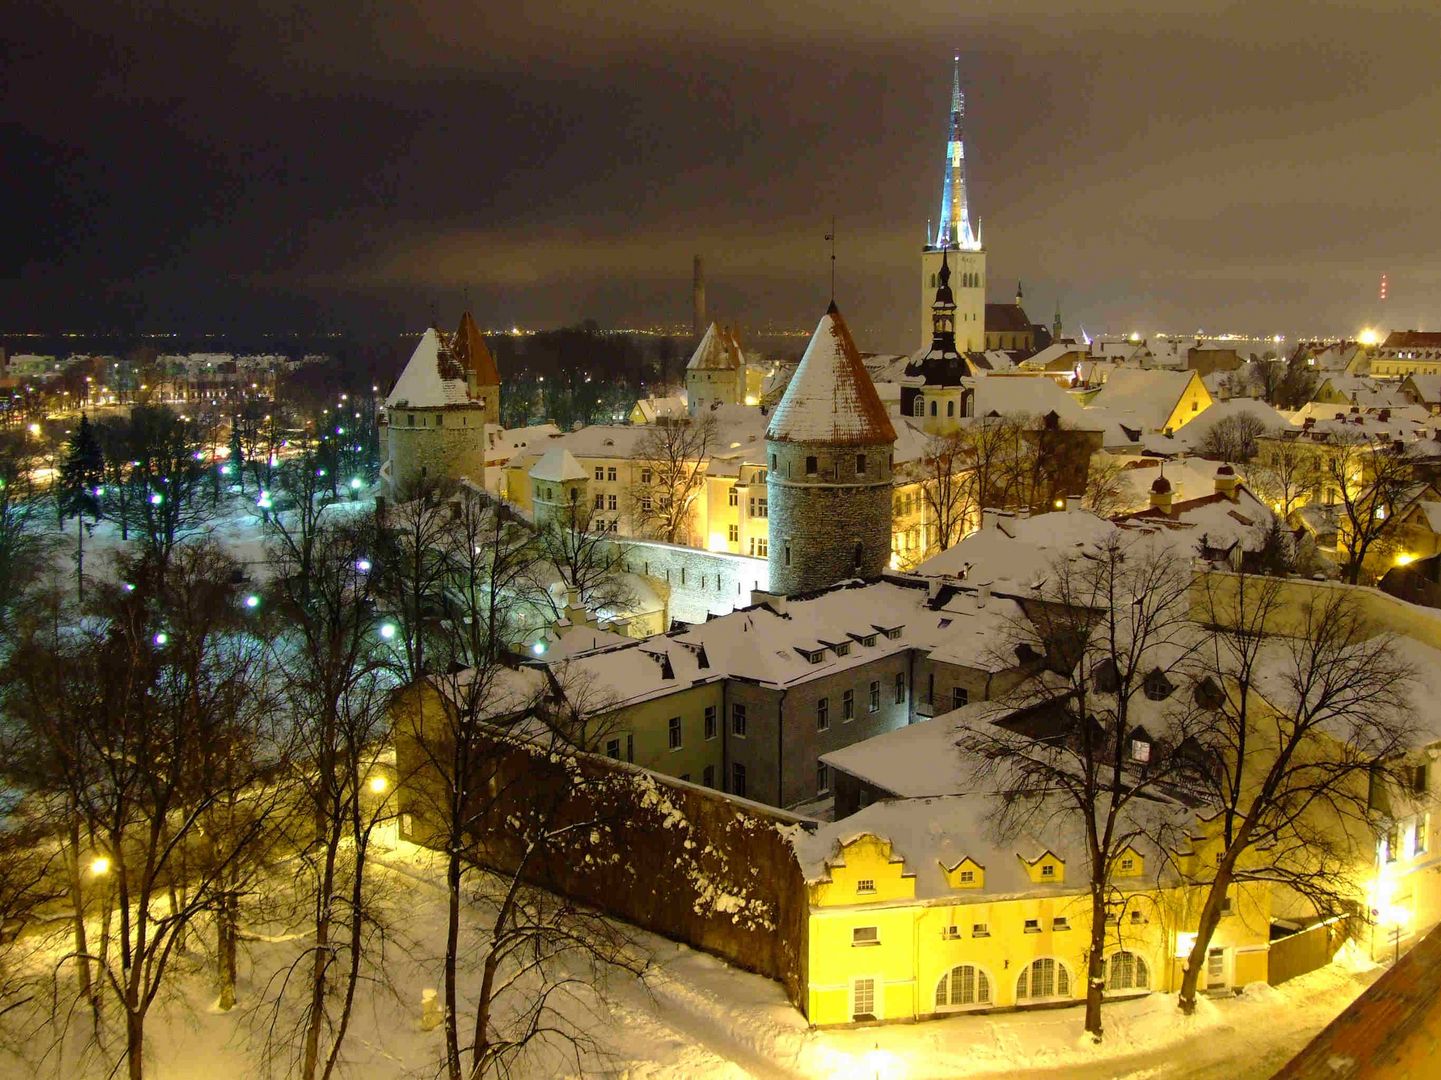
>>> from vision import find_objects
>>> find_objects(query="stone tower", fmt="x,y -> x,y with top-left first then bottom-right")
920,56 -> 985,352
766,303 -> 897,595
685,321 -> 745,415
382,311 -> 500,494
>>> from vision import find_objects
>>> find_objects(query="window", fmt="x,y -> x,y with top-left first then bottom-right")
607,494 -> 617,511
913,397 -> 925,417
816,698 -> 830,731
1416,813 -> 1430,856
1386,824 -> 1400,863
1131,739 -> 1152,764
958,869 -> 975,884
805,455 -> 818,475
731,762 -> 746,797
1206,948 -> 1225,983
731,703 -> 747,737
817,762 -> 831,794
895,672 -> 906,704
971,922 -> 989,937
952,686 -> 969,710
852,977 -> 876,1021
1143,670 -> 1173,700
784,541 -> 791,566
1052,917 -> 1070,931
935,965 -> 991,1010
593,467 -> 604,481
856,453 -> 866,475
856,878 -> 876,895
640,495 -> 652,511
593,493 -> 605,509
1120,856 -> 1135,873
833,642 -> 850,657
1024,919 -> 1041,933
852,926 -> 879,946
930,400 -> 937,416
870,680 -> 880,712
1411,763 -> 1429,795
605,738 -> 621,759
704,705 -> 716,740
843,689 -> 855,720
729,489 -> 739,506
703,765 -> 715,787
1105,951 -> 1150,993
753,538 -> 768,557
941,925 -> 960,940
749,497 -> 768,517
947,400 -> 955,417
1130,909 -> 1146,925
1017,958 -> 1070,1001
1041,864 -> 1055,878
1219,893 -> 1233,915
728,524 -> 739,542
607,467 -> 617,482
886,627 -> 902,640
667,717 -> 682,750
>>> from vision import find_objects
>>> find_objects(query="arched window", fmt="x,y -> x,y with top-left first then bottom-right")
930,400 -> 938,417
914,397 -> 925,417
1105,950 -> 1150,993
935,965 -> 991,1010
946,400 -> 955,417
1016,957 -> 1071,1001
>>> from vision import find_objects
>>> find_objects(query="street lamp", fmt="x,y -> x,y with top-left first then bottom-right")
88,856 -> 111,877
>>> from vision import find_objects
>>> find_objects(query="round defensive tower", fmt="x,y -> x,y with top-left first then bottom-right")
766,302 -> 897,595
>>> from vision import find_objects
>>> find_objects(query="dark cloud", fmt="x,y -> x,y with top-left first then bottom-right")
4,1 -> 1439,348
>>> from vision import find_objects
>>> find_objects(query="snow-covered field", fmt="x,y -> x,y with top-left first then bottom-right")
0,833 -> 1382,1080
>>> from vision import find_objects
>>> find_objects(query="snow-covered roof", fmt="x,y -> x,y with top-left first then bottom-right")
686,323 -> 743,371
631,394 -> 688,423
386,317 -> 497,409
792,793 -> 1178,902
1087,369 -> 1202,431
767,304 -> 897,446
1169,397 -> 1289,451
820,703 -> 1002,798
529,447 -> 588,483
968,373 -> 1094,427
1403,374 -> 1441,404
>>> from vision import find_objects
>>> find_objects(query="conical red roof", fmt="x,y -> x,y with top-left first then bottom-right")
453,311 -> 500,386
767,303 -> 896,445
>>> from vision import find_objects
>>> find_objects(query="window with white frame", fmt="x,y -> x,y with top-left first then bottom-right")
1016,957 -> 1070,1001
607,467 -> 617,482
852,926 -> 879,946
667,717 -> 682,750
816,697 -> 830,731
852,977 -> 876,1020
935,965 -> 991,1009
1105,951 -> 1150,992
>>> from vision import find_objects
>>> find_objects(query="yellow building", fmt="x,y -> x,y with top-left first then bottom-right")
794,795 -> 1272,1025
1087,369 -> 1214,434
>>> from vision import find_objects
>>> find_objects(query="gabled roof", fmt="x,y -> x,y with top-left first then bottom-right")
529,447 -> 588,483
686,322 -> 743,371
1383,330 -> 1441,351
1088,368 -> 1204,430
453,311 -> 500,386
767,303 -> 897,446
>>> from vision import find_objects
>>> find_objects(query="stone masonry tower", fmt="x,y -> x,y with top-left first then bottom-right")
382,311 -> 500,494
766,303 -> 897,595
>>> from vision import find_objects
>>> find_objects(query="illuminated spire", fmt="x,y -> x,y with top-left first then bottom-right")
933,55 -> 979,252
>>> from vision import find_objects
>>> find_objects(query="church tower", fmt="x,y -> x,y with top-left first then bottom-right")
767,303 -> 897,595
920,57 -> 986,352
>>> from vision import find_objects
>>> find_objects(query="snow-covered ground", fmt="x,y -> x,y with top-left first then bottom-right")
0,834 -> 1384,1080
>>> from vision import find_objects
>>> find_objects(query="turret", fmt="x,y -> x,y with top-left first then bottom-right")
766,303 -> 897,594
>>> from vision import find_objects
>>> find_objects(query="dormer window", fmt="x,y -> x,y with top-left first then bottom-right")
1093,659 -> 1120,693
1194,677 -> 1225,711
886,627 -> 902,640
806,649 -> 824,665
1131,739 -> 1152,764
861,634 -> 877,647
856,878 -> 876,894
833,642 -> 850,657
1143,669 -> 1173,701
1041,864 -> 1055,878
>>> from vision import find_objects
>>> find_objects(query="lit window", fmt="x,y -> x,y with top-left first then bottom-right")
1024,919 -> 1041,933
972,922 -> 989,937
935,965 -> 991,1009
856,878 -> 876,895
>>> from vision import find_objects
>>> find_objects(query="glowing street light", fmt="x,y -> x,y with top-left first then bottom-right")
244,594 -> 260,609
350,477 -> 364,491
88,856 -> 112,877
380,623 -> 397,640
367,774 -> 390,795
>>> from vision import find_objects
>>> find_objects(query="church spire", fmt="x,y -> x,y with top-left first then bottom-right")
932,55 -> 979,252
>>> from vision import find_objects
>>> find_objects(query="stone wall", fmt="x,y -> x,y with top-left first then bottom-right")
394,713 -> 815,1010
767,439 -> 893,595
385,407 -> 489,493
618,538 -> 768,624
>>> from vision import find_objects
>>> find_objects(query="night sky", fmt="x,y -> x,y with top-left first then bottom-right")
5,2 -> 1439,348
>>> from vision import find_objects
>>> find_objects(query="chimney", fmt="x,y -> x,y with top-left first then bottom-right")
1065,494 -> 1083,513
1214,464 -> 1239,501
977,583 -> 991,608
1149,474 -> 1174,514
692,255 -> 706,339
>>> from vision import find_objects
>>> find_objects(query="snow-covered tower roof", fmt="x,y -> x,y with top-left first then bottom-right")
767,303 -> 897,446
529,447 -> 588,483
386,328 -> 469,408
686,322 -> 743,371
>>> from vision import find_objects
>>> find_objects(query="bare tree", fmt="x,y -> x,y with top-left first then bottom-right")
1181,574 -> 1415,1013
917,432 -> 976,551
1083,453 -> 1128,518
628,416 -> 714,545
1198,414 -> 1268,463
1325,433 -> 1416,584
372,477 -> 458,682
0,431 -> 52,634
264,512 -> 396,1080
963,532 -> 1206,1041
535,492 -> 634,622
123,406 -> 215,580
1250,437 -> 1317,520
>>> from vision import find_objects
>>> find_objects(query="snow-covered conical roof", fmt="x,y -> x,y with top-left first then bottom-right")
686,322 -> 742,371
386,328 -> 471,408
530,447 -> 588,483
454,311 -> 500,386
766,303 -> 897,446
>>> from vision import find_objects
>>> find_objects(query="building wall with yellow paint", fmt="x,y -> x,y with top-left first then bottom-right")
1160,371 -> 1215,433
